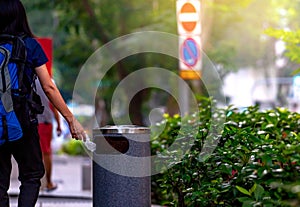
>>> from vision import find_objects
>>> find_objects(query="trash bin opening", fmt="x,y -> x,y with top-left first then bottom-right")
104,134 -> 129,154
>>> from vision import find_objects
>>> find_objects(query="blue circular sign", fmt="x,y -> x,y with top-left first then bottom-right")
181,38 -> 200,67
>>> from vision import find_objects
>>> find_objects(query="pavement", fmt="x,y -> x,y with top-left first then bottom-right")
9,154 -> 92,207
8,154 -> 162,207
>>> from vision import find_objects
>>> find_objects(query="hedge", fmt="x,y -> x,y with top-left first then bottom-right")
151,98 -> 300,207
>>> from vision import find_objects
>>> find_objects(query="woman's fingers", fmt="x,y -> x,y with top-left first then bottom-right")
70,118 -> 86,141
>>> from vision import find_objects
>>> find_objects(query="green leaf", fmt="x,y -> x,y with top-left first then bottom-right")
262,155 -> 272,167
257,167 -> 266,178
264,204 -> 274,207
242,200 -> 255,207
254,184 -> 265,201
237,197 -> 253,202
249,183 -> 257,195
236,186 -> 251,196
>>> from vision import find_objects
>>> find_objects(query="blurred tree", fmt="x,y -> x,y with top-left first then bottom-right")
53,0 -> 177,125
265,0 -> 300,74
22,0 -> 54,37
264,0 -> 300,105
266,29 -> 300,70
22,0 -> 300,125
203,0 -> 285,77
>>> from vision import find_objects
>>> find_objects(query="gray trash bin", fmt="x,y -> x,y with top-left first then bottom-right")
92,125 -> 151,207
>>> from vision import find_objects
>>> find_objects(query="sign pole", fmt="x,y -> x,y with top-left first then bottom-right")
179,78 -> 190,116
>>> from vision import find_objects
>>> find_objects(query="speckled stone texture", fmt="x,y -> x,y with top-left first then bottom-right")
93,127 -> 151,207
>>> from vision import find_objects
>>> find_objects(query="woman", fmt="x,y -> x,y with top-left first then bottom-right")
0,0 -> 86,206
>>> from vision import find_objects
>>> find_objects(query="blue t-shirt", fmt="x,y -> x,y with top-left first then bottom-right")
24,37 -> 48,71
20,37 -> 48,85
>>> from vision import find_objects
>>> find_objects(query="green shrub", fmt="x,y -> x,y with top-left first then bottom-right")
151,99 -> 300,207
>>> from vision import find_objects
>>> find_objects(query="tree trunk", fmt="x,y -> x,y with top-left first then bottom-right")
129,94 -> 144,126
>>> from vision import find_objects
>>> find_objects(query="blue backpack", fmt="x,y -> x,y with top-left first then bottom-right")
0,34 -> 44,145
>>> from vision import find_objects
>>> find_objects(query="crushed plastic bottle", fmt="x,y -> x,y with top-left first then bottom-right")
83,133 -> 96,152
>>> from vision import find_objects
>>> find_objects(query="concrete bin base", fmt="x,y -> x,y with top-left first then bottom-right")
93,162 -> 150,207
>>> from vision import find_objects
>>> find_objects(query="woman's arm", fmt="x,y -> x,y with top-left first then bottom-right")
35,64 -> 86,140
51,105 -> 62,136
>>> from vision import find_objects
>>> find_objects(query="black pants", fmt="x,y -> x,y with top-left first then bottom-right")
0,123 -> 45,207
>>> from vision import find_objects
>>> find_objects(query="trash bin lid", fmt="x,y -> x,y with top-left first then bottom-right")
93,125 -> 150,134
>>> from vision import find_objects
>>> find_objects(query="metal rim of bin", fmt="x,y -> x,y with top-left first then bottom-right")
93,125 -> 150,135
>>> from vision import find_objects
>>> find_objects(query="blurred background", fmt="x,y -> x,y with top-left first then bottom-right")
22,0 -> 300,152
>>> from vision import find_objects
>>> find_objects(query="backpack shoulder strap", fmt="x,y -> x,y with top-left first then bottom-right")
0,34 -> 27,94
0,44 -> 13,112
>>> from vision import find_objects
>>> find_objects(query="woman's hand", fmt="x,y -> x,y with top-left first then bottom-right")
68,116 -> 86,141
